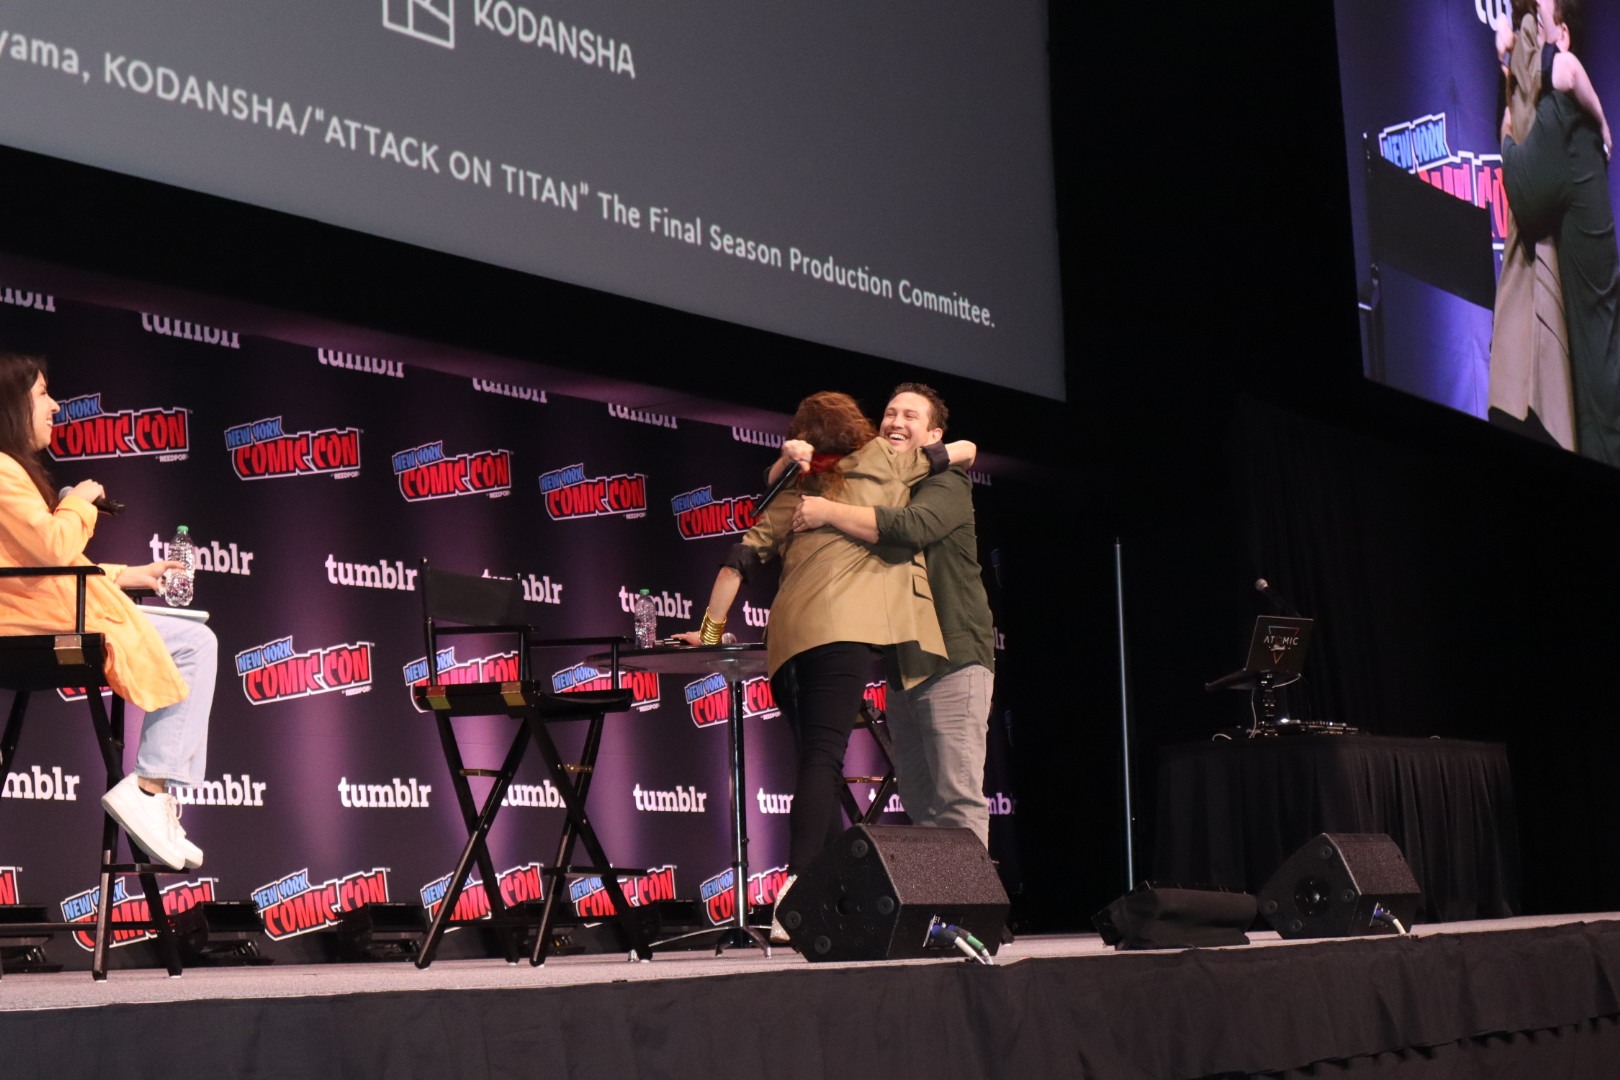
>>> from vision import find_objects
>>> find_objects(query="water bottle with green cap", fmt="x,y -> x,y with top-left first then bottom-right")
161,525 -> 195,607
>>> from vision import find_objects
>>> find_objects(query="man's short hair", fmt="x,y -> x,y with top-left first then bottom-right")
1555,0 -> 1583,51
889,382 -> 949,435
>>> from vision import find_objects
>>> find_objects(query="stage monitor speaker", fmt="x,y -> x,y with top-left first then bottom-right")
779,824 -> 1009,963
1092,884 -> 1256,950
335,902 -> 426,961
1257,833 -> 1421,939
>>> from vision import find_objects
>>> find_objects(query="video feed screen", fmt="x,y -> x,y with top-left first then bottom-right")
0,1 -> 1065,399
1337,0 -> 1620,463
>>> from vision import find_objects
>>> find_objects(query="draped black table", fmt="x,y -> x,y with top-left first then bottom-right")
1153,735 -> 1521,923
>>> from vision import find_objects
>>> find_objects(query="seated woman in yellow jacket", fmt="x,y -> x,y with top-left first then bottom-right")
0,352 -> 215,871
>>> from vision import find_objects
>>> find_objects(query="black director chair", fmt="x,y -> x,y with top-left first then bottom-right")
412,560 -> 652,967
0,566 -> 185,980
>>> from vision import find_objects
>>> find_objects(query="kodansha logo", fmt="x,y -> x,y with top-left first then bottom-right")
402,647 -> 519,712
539,462 -> 647,520
671,485 -> 759,540
48,393 -> 190,462
393,441 -> 512,501
61,876 -> 214,951
235,636 -> 374,705
420,862 -> 543,922
252,868 -> 391,941
382,0 -> 638,82
383,0 -> 454,48
225,416 -> 361,480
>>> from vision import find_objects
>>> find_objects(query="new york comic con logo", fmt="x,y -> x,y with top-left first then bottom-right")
1376,113 -> 1510,252
252,867 -> 390,940
698,865 -> 790,927
420,862 -> 544,922
539,462 -> 647,520
568,865 -> 677,918
670,485 -> 759,540
552,660 -> 660,711
235,636 -> 374,705
401,646 -> 520,712
47,393 -> 190,462
684,673 -> 778,728
393,441 -> 512,501
225,416 -> 361,479
60,876 -> 215,951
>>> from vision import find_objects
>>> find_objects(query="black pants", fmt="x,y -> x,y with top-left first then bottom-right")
771,641 -> 877,875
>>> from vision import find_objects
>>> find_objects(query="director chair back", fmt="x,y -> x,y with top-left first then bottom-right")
413,560 -> 651,967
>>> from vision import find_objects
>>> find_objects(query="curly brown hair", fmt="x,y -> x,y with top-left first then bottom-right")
787,391 -> 876,497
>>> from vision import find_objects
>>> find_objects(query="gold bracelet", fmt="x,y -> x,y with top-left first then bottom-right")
699,613 -> 727,645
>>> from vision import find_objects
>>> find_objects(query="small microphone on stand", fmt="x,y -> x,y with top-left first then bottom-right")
1254,577 -> 1301,617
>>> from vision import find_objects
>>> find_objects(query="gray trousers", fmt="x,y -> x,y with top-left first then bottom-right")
885,663 -> 993,847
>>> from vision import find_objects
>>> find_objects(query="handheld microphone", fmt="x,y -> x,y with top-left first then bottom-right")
59,487 -> 125,516
1254,577 -> 1300,617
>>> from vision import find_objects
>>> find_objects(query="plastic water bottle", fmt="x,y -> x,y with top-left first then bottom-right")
633,588 -> 657,648
161,525 -> 195,607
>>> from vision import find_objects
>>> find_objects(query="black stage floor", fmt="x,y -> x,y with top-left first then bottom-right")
5,915 -> 1620,1079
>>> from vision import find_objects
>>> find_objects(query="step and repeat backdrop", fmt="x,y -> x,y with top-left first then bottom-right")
0,284 -> 1017,964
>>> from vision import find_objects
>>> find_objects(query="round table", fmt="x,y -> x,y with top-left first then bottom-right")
590,643 -> 774,954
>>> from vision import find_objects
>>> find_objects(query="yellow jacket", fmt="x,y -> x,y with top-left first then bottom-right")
0,453 -> 188,712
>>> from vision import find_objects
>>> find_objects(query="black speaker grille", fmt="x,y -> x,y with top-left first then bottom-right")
1257,832 -> 1422,939
781,824 -> 1009,962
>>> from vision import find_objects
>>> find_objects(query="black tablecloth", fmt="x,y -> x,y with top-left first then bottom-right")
1153,735 -> 1521,922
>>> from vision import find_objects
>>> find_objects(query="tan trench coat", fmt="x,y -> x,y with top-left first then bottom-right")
741,438 -> 947,689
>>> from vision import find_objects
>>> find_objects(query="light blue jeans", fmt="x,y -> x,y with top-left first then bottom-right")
134,612 -> 216,786
886,663 -> 994,847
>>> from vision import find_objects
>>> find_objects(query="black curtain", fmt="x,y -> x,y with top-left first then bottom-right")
1214,395 -> 1620,916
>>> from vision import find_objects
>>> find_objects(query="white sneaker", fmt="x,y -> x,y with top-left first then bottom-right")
170,800 -> 204,870
100,773 -> 188,871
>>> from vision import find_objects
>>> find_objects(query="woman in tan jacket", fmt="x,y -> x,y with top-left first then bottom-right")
0,352 -> 214,871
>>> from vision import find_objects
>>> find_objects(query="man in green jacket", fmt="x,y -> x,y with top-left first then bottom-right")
791,383 -> 996,847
